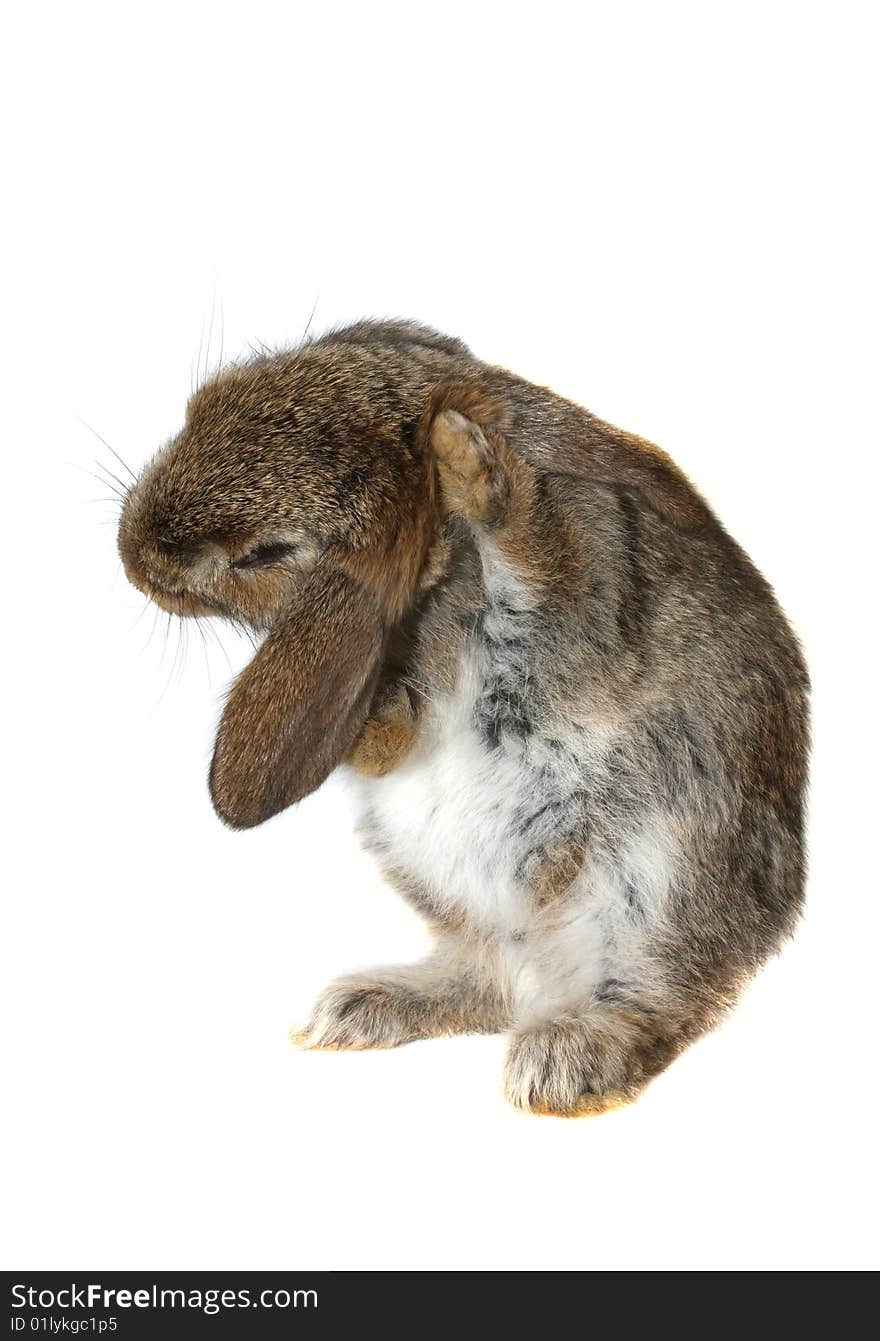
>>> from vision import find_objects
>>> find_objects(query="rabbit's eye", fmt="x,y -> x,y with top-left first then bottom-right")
233,542 -> 297,571
156,537 -> 191,558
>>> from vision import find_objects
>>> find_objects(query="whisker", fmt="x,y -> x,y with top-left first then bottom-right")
301,295 -> 319,345
94,458 -> 131,497
77,419 -> 138,481
129,596 -> 153,633
72,463 -> 127,501
203,287 -> 217,387
194,307 -> 207,394
156,613 -> 179,702
143,601 -> 163,654
193,615 -> 213,683
176,620 -> 189,685
218,292 -> 225,374
202,616 -> 235,676
235,618 -> 258,651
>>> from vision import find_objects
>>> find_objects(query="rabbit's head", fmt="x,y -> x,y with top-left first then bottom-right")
119,332 -> 452,829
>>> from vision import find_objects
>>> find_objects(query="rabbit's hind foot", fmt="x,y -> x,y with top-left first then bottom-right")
430,408 -> 508,523
503,1007 -> 683,1117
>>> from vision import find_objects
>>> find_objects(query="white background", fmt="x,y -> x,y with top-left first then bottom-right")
3,2 -> 878,1271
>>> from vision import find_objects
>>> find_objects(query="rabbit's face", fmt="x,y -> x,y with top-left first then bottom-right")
118,452 -> 321,631
118,354 -> 410,631
117,346 -> 440,827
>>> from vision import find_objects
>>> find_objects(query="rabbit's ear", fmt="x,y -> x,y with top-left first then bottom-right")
209,558 -> 384,829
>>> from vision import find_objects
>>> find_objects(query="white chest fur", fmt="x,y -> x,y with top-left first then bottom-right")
350,646 -> 676,1020
350,549 -> 676,1016
353,649 -> 571,937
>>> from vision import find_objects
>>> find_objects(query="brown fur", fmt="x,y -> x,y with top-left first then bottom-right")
117,318 -> 809,1113
345,684 -> 417,777
293,937 -> 509,1051
530,838 -> 588,909
503,1008 -> 689,1116
420,374 -> 705,531
118,329 -> 451,827
210,560 -> 385,828
428,399 -> 584,598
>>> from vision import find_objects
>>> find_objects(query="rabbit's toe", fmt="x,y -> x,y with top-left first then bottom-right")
503,1019 -> 637,1117
430,410 -> 507,522
293,978 -> 428,1051
346,689 -> 417,776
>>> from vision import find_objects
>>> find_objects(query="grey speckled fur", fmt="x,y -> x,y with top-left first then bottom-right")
118,320 -> 809,1115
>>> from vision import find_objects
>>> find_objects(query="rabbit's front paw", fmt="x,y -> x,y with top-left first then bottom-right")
346,685 -> 417,777
430,410 -> 509,523
503,1019 -> 636,1117
292,976 -> 429,1051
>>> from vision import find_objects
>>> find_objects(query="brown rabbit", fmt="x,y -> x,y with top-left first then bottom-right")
118,319 -> 809,1115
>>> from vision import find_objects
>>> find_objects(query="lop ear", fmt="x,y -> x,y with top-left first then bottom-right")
209,559 -> 384,829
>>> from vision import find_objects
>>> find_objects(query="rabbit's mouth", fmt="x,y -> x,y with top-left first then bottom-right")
129,568 -> 219,620
118,527 -> 223,619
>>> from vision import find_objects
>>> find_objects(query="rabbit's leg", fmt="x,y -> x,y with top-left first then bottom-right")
293,936 -> 507,1051
503,840 -> 696,1114
430,405 -> 577,593
346,682 -> 417,777
502,1001 -> 687,1116
431,408 -> 509,524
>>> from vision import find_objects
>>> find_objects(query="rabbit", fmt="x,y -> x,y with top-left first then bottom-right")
117,318 -> 809,1115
